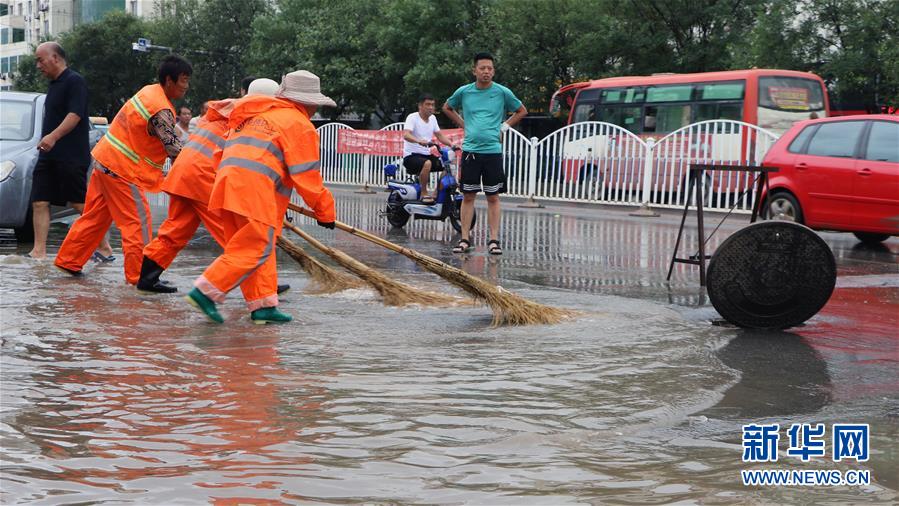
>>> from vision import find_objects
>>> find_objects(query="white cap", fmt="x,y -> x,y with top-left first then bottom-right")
247,78 -> 280,97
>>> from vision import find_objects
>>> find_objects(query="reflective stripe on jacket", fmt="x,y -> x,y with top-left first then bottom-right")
92,84 -> 175,192
208,96 -> 335,229
161,99 -> 233,203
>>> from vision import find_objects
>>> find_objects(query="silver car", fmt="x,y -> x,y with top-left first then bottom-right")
0,91 -> 102,242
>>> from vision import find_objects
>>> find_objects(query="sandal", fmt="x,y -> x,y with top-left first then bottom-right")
487,239 -> 503,256
421,195 -> 437,204
91,251 -> 116,263
452,238 -> 471,254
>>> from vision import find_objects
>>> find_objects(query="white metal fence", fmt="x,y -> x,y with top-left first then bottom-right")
318,119 -> 779,212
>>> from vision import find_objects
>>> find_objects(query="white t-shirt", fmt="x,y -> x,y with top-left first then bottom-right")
403,112 -> 440,157
176,124 -> 191,143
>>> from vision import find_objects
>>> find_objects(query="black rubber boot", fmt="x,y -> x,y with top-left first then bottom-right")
136,257 -> 178,293
277,283 -> 290,295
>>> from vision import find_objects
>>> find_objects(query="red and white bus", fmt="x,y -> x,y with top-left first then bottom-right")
541,70 -> 830,202
550,69 -> 830,136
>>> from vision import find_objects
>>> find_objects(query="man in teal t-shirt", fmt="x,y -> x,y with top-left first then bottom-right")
443,52 -> 527,256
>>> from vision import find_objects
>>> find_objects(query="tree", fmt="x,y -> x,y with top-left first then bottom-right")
152,0 -> 272,107
371,0 -> 485,119
14,11 -> 157,119
246,0 -> 486,124
11,52 -> 44,93
19,0 -> 895,124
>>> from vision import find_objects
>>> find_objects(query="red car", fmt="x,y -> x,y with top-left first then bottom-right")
762,114 -> 899,244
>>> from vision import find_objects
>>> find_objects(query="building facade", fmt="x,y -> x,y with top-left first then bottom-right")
0,0 -> 158,89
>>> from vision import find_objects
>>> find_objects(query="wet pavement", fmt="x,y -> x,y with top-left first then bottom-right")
1,188 -> 897,504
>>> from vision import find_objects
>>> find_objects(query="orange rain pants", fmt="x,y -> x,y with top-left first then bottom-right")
55,166 -> 153,285
142,195 -> 226,269
193,210 -> 278,311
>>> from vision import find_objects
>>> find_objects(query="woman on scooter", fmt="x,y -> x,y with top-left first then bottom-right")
402,93 -> 459,204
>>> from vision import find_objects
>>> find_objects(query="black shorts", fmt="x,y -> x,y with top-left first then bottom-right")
402,154 -> 443,175
460,153 -> 505,195
30,158 -> 89,205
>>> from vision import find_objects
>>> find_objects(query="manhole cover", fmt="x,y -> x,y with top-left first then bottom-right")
707,221 -> 836,329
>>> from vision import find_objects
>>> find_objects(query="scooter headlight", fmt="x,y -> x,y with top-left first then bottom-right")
0,161 -> 16,183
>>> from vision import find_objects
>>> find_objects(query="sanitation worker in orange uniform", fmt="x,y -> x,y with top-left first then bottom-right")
55,55 -> 192,284
136,78 -> 291,294
135,98 -> 233,293
186,70 -> 336,324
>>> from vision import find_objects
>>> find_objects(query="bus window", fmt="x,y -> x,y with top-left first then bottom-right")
699,82 -> 744,100
600,87 -> 644,104
695,103 -> 743,123
646,85 -> 693,103
758,76 -> 827,134
759,77 -> 825,111
598,106 -> 641,134
549,85 -> 590,122
572,103 -> 597,123
644,104 -> 692,133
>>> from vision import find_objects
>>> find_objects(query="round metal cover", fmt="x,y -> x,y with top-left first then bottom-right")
706,221 -> 836,329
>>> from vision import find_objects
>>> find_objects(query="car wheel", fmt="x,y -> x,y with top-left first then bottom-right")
13,206 -> 34,244
853,232 -> 890,244
764,192 -> 803,223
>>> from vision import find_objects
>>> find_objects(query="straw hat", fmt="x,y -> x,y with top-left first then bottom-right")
247,78 -> 279,97
276,70 -> 336,108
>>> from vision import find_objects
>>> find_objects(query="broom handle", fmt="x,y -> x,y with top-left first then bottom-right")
283,218 -> 332,252
288,203 -> 422,258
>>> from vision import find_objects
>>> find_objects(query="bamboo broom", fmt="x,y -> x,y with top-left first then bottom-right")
276,235 -> 364,294
287,203 -> 574,326
282,220 -> 460,307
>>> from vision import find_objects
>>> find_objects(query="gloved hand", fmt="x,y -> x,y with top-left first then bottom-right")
317,220 -> 335,230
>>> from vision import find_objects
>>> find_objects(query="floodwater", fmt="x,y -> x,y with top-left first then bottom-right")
1,189 -> 897,504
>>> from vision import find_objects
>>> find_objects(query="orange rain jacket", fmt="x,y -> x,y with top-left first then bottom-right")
161,99 -> 234,203
207,96 -> 335,230
91,84 -> 175,192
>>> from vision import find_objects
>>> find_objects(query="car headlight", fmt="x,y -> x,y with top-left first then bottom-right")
0,161 -> 16,183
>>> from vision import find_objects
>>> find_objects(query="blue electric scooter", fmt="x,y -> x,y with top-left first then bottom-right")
382,146 -> 475,233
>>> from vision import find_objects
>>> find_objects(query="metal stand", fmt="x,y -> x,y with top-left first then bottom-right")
667,164 -> 778,286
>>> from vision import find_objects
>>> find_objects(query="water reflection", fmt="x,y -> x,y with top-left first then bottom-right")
296,193 -> 738,306
845,241 -> 895,262
2,190 -> 897,503
702,330 -> 832,420
6,291 -> 326,502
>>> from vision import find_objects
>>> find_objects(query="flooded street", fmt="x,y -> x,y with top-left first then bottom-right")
2,189 -> 897,504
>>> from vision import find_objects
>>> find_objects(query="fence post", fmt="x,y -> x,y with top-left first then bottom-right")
356,154 -> 375,194
630,137 -> 659,217
518,136 -> 544,208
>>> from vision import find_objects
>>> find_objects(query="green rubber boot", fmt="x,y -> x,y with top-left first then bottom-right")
251,306 -> 293,324
186,288 -> 224,323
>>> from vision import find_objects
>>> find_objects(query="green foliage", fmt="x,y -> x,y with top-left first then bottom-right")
14,12 -> 156,119
245,0 -> 481,123
152,0 -> 272,107
12,53 -> 43,93
13,0 -> 899,123
739,0 -> 899,108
